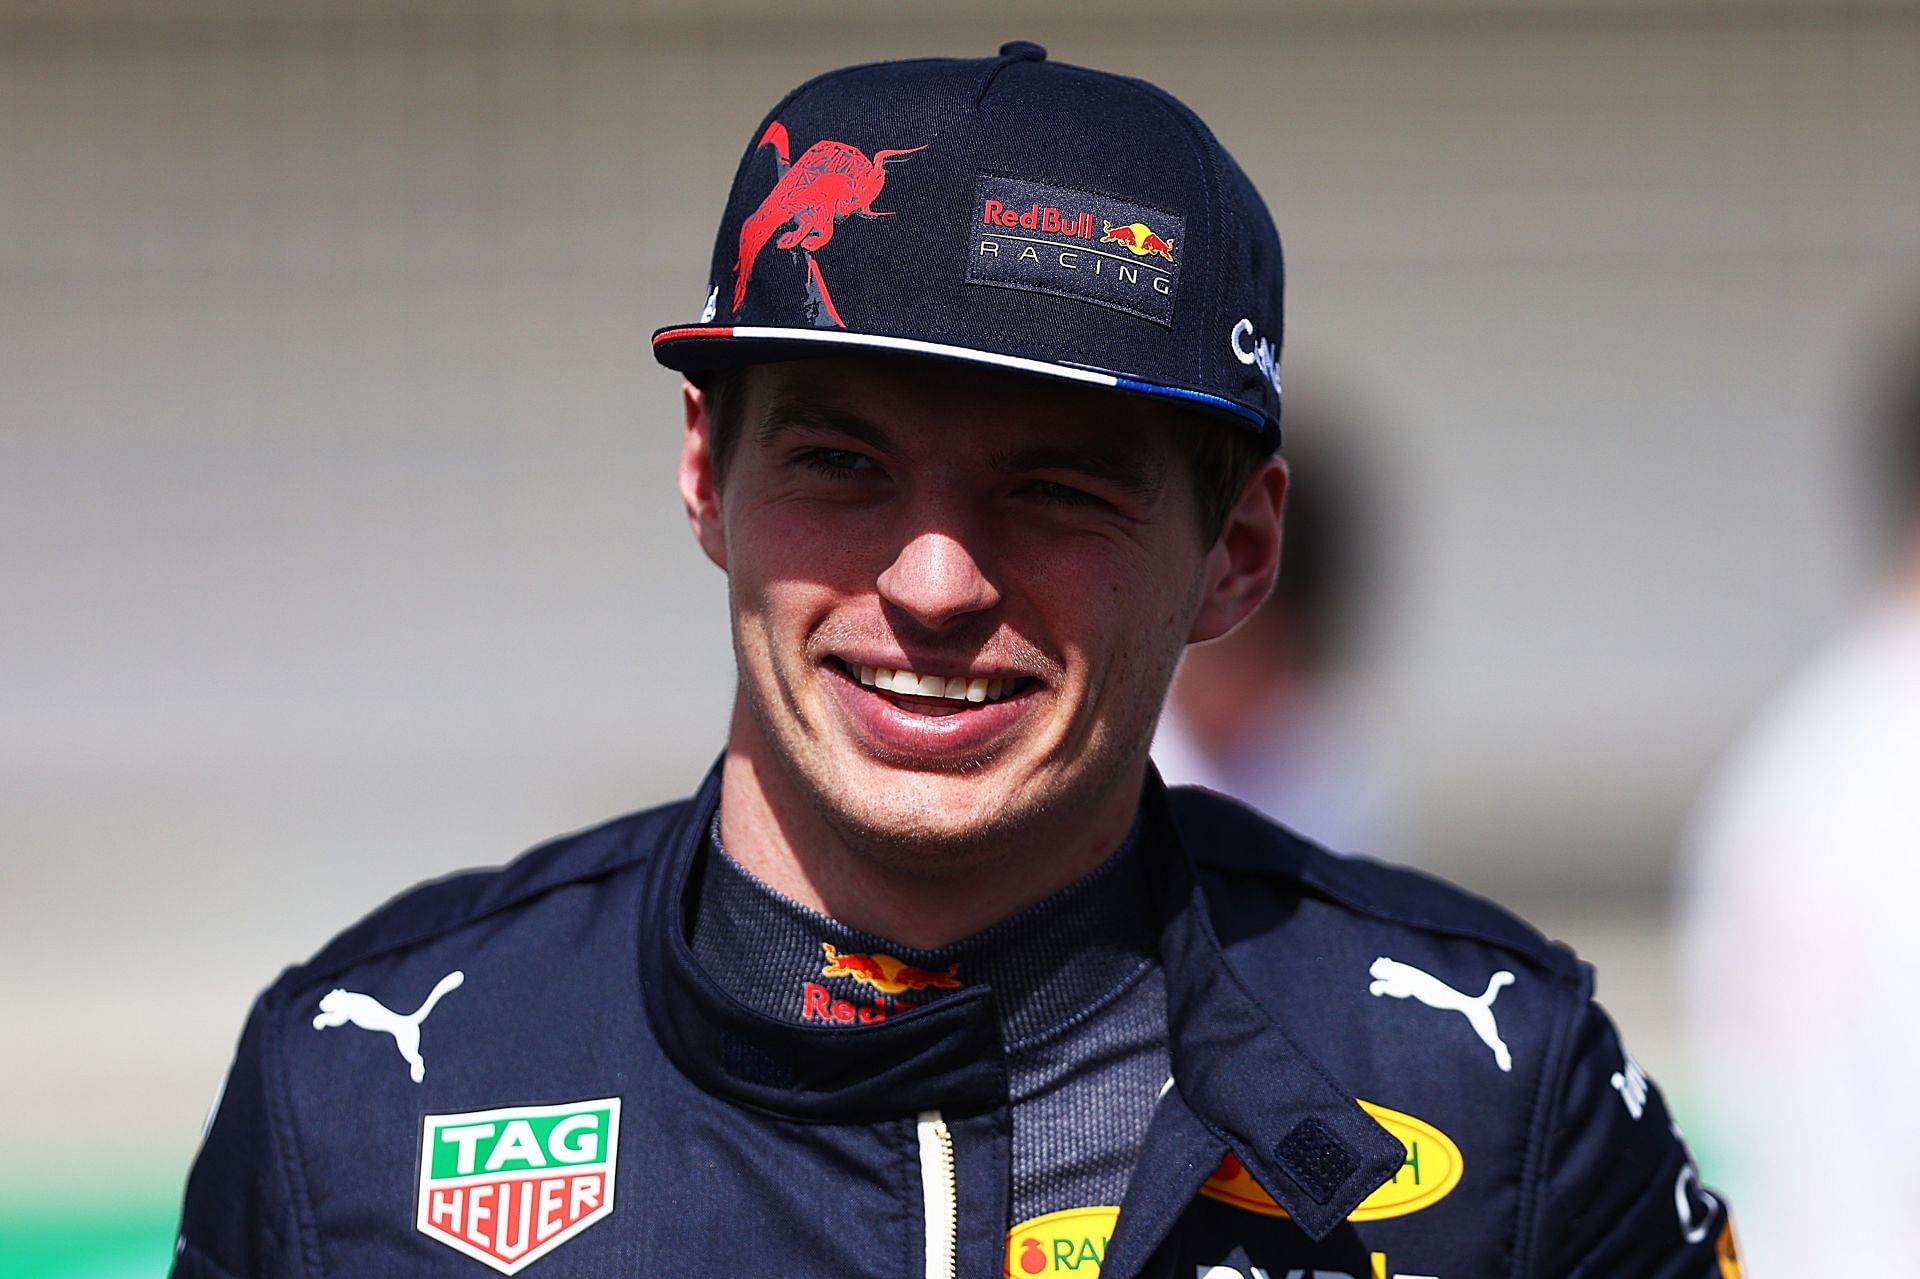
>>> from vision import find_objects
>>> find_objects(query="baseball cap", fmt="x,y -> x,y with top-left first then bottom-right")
651,42 -> 1286,451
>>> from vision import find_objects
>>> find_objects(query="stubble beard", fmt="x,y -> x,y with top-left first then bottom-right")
735,639 -> 1182,890
739,667 -> 1053,882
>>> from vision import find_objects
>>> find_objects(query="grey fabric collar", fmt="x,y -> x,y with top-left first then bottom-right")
689,814 -> 1154,1050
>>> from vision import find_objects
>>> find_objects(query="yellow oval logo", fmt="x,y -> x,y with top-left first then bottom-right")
1197,1100 -> 1463,1222
1004,1205 -> 1120,1277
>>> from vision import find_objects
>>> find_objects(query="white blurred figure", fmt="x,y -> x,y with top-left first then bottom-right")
1680,312 -> 1920,1273
1153,428 -> 1405,857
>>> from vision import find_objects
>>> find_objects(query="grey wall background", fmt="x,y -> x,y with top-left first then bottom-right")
6,0 -> 1920,1235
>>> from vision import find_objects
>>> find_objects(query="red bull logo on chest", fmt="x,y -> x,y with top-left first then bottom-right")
416,1097 -> 620,1274
820,942 -> 962,994
801,941 -> 963,1024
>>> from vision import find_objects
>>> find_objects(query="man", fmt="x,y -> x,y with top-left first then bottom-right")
174,43 -> 1735,1278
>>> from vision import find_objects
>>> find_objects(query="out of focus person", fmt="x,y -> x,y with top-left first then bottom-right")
1152,426 -> 1405,854
1680,304 -> 1920,1273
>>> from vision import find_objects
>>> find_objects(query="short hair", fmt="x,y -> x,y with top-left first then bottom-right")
699,367 -> 1268,546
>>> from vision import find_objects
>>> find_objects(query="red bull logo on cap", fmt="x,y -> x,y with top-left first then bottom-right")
1098,219 -> 1176,263
966,172 -> 1186,327
730,120 -> 925,329
982,199 -> 1099,241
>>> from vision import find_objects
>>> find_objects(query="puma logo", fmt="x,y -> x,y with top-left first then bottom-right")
311,970 -> 464,1083
1368,956 -> 1514,1072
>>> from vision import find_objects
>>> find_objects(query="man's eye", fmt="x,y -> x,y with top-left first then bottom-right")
801,448 -> 874,477
1028,480 -> 1105,508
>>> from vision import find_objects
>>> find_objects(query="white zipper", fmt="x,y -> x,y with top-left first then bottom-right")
916,1108 -> 957,1279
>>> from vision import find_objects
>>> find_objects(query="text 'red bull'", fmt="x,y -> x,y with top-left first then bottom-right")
982,200 -> 1098,240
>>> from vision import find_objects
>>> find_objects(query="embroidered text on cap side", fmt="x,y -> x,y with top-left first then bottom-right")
965,174 -> 1184,327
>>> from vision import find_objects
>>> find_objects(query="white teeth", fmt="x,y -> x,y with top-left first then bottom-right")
850,663 -> 1020,704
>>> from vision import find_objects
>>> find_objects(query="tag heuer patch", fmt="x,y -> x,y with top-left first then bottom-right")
417,1097 -> 621,1274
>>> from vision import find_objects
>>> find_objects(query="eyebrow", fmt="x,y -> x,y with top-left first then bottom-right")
754,398 -> 893,452
753,394 -> 1168,503
987,441 -> 1167,503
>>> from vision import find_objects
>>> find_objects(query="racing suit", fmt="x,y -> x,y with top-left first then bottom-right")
173,766 -> 1736,1278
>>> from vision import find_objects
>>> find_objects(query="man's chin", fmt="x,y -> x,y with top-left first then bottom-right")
801,761 -> 1041,870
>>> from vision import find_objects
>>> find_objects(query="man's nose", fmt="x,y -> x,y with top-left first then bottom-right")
875,527 -> 1001,629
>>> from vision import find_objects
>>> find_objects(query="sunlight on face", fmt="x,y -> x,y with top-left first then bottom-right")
709,358 -> 1225,875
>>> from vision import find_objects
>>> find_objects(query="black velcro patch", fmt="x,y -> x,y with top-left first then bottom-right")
964,173 -> 1184,326
1273,1118 -> 1357,1206
717,1030 -> 796,1089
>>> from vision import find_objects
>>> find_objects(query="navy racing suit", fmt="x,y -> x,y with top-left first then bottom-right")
174,767 -> 1737,1278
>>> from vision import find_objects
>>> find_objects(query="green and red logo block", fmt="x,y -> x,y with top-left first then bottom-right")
417,1098 -> 621,1274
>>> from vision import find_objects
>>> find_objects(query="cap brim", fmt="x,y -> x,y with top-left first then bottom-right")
652,324 -> 1279,448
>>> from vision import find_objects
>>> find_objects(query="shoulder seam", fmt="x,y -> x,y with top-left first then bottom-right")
1169,787 -> 1568,969
1308,876 -> 1561,966
1203,857 -> 1572,975
291,803 -> 687,986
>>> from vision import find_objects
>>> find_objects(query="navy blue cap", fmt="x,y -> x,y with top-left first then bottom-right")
652,42 -> 1285,450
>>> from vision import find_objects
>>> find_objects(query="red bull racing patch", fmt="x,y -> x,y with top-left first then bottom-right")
967,174 -> 1185,326
416,1097 -> 620,1273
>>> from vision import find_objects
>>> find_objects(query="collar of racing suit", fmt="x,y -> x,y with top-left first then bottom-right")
638,763 -> 1404,1252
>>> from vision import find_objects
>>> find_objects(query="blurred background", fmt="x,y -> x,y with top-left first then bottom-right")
6,1 -> 1920,1273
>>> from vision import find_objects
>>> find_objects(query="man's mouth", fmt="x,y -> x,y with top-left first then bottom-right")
829,658 -> 1031,708
820,656 -> 1041,754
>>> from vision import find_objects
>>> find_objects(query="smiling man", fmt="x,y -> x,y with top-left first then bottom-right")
687,357 -> 1278,950
174,44 -> 1736,1279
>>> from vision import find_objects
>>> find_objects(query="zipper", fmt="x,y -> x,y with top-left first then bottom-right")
916,1108 -> 957,1279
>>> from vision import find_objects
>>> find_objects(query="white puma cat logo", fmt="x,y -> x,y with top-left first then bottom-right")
1368,956 -> 1514,1072
311,970 -> 464,1083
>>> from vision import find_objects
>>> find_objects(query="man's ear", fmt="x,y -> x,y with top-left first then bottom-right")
679,380 -> 729,571
1188,457 -> 1288,644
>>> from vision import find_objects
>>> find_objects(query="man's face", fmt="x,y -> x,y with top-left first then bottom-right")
682,357 -> 1278,873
